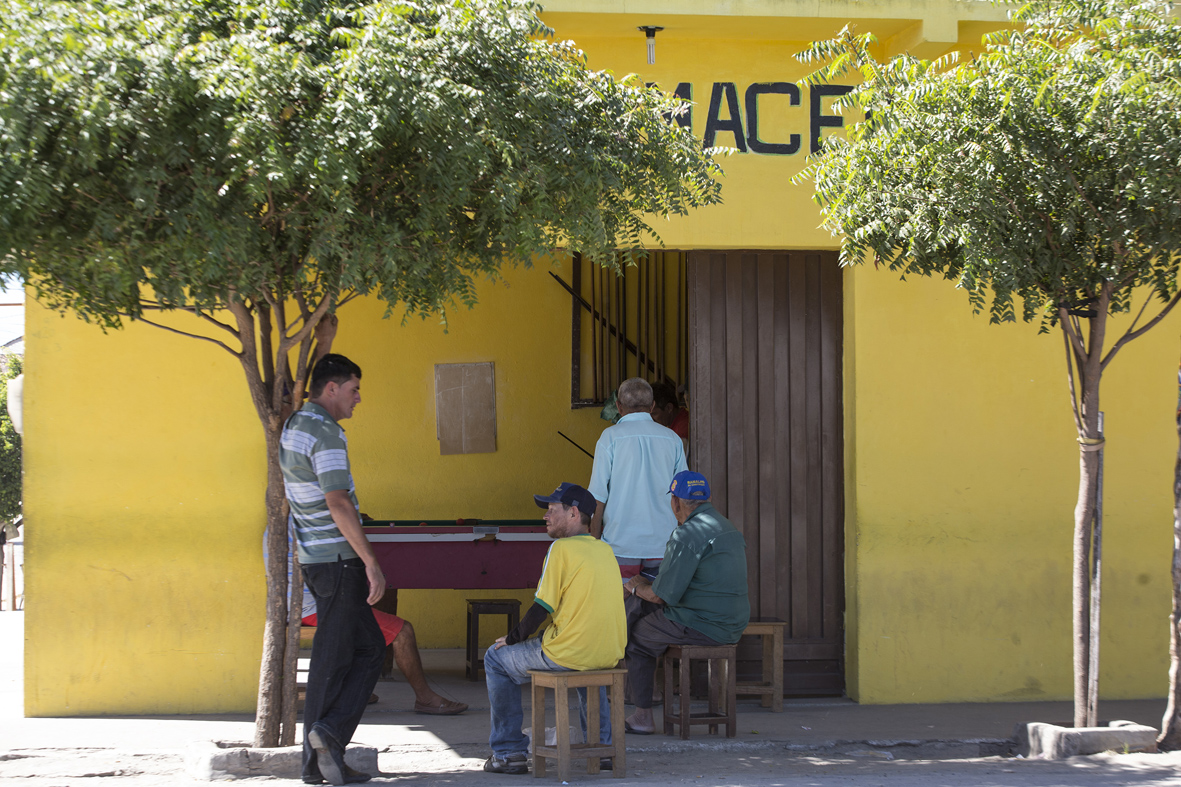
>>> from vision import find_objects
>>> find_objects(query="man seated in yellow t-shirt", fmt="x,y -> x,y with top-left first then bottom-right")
481,483 -> 626,775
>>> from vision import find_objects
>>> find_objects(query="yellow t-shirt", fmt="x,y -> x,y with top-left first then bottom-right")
535,534 -> 626,671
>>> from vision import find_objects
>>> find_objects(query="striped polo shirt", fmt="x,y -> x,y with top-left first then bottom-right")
279,402 -> 360,564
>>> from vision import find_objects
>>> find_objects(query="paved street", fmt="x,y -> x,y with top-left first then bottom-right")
5,742 -> 1181,786
4,612 -> 1181,786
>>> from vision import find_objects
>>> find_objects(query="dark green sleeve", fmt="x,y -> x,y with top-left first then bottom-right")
652,537 -> 698,606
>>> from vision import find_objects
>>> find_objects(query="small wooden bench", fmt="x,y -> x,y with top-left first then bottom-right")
735,618 -> 786,712
466,599 -> 522,681
662,644 -> 737,739
528,668 -> 627,780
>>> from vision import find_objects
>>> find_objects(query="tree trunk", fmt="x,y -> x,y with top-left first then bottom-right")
224,295 -> 332,748
1063,302 -> 1108,730
1073,428 -> 1100,729
1158,374 -> 1181,750
254,420 -> 290,748
280,547 -> 302,746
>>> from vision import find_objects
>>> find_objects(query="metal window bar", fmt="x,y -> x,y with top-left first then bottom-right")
559,251 -> 689,408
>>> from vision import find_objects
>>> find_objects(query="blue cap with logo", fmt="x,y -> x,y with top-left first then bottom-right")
668,470 -> 711,500
534,482 -> 598,515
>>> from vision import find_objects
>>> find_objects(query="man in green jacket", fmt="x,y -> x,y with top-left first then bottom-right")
621,471 -> 750,735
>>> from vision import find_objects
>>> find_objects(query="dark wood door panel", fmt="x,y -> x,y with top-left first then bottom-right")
688,250 -> 845,697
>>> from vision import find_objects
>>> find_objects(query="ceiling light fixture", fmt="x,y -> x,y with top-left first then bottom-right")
638,26 -> 664,65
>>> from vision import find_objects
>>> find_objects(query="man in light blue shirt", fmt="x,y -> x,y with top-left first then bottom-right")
588,377 -> 688,580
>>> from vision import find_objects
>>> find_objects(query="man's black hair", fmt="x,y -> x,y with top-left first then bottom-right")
652,381 -> 679,410
309,353 -> 362,398
564,503 -> 593,529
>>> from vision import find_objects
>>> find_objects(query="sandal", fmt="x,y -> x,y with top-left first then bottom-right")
414,697 -> 468,715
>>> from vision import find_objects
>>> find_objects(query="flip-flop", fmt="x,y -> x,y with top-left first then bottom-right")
414,698 -> 468,716
624,722 -> 654,735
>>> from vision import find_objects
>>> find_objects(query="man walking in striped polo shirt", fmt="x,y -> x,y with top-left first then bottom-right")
280,353 -> 383,786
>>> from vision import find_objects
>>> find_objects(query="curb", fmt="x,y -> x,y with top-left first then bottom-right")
624,737 -> 1014,757
1014,720 -> 1158,759
186,740 -> 379,781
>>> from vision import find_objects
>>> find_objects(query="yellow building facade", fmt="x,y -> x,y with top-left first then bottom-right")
23,0 -> 1180,715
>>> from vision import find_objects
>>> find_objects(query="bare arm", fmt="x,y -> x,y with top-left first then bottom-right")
591,499 -> 605,539
325,488 -> 385,605
623,575 -> 663,605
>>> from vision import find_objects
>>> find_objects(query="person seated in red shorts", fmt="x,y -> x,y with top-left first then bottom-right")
302,586 -> 466,715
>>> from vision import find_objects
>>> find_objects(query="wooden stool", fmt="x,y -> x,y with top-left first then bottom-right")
662,644 -> 737,739
466,599 -> 521,680
528,668 -> 626,780
736,618 -> 786,711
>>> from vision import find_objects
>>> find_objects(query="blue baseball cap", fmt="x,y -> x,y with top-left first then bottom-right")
669,471 -> 711,500
534,482 -> 598,515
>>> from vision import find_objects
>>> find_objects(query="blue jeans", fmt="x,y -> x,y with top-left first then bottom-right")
301,558 -> 385,780
484,637 -> 612,757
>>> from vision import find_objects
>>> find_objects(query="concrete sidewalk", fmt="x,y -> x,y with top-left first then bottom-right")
1,610 -> 1172,784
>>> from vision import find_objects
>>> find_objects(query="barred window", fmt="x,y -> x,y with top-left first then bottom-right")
553,251 -> 689,408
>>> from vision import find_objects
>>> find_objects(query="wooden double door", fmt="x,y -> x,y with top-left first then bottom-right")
687,250 -> 845,696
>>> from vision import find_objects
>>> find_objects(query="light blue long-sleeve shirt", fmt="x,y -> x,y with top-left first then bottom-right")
587,412 -> 688,559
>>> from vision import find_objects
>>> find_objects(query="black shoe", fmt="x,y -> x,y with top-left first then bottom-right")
599,757 -> 614,771
342,765 -> 373,784
308,723 -> 347,786
484,753 -> 529,774
303,759 -> 325,784
303,766 -> 371,785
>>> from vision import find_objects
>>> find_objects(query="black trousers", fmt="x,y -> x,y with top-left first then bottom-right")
301,558 -> 385,779
624,596 -> 721,709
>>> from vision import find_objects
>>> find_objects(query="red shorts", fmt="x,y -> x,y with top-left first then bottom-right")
302,608 -> 405,647
617,557 -> 663,580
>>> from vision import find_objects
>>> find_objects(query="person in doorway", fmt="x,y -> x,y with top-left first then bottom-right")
650,382 -> 689,438
622,471 -> 750,735
280,353 -> 381,786
481,483 -> 626,775
650,381 -> 690,461
588,377 -> 688,581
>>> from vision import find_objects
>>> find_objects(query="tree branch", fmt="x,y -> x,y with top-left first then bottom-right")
1065,168 -> 1104,224
1102,288 -> 1181,371
1124,289 -> 1156,336
193,309 -> 238,336
136,316 -> 242,357
259,301 -> 275,395
292,282 -> 312,332
140,303 -> 239,336
1060,305 -> 1089,370
227,299 -> 274,426
267,294 -> 293,416
278,291 -> 334,356
1061,319 -> 1084,435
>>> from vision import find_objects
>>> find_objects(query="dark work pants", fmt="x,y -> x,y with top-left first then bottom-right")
301,557 -> 385,780
624,596 -> 722,709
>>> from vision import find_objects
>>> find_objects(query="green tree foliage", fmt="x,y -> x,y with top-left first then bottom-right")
0,0 -> 723,746
796,0 -> 1181,731
0,355 -> 20,524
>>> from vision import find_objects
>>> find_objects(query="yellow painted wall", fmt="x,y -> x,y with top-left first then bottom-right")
23,259 -> 613,716
23,0 -> 1178,714
844,269 -> 1178,703
24,299 -> 268,715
